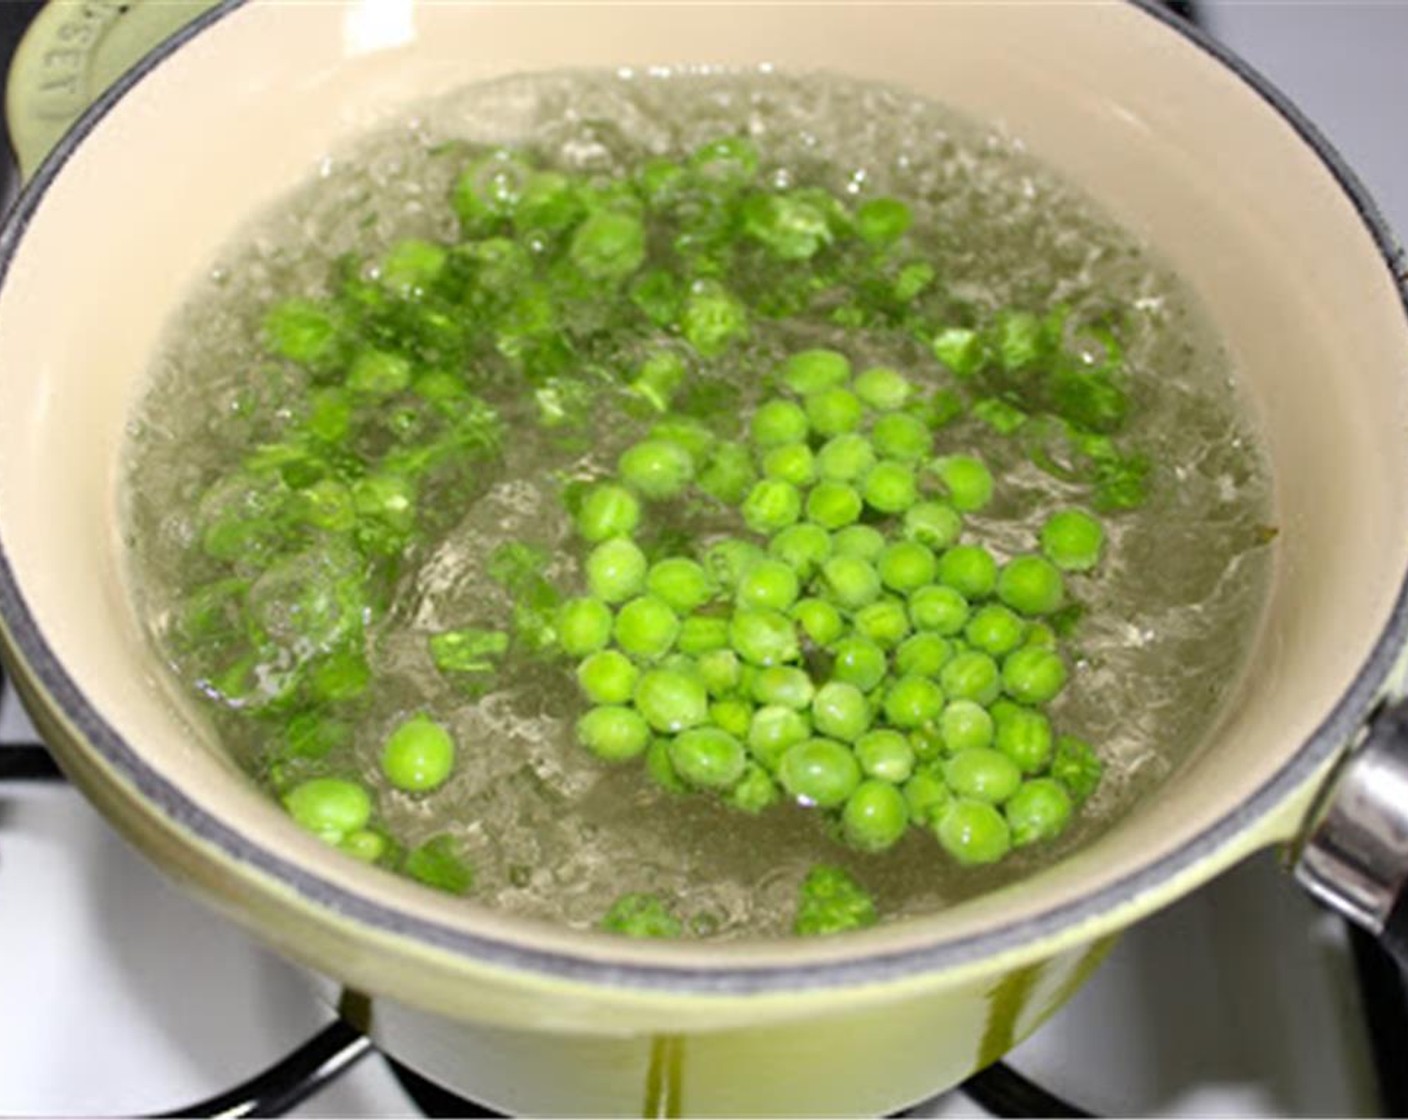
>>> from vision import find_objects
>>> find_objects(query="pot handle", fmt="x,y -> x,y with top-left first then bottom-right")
5,0 -> 219,184
1294,697 -> 1408,967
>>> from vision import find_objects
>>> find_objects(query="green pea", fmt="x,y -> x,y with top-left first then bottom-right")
697,440 -> 757,505
937,545 -> 999,600
751,399 -> 810,447
821,555 -> 882,610
339,828 -> 389,864
816,433 -> 877,482
347,349 -> 413,396
646,738 -> 689,793
903,502 -> 963,551
908,585 -> 971,635
730,609 -> 801,666
878,540 -> 939,593
618,439 -> 695,500
855,198 -> 913,246
779,738 -> 862,808
1002,647 -> 1068,705
283,778 -> 373,843
940,650 -> 1001,705
991,700 -> 1053,774
856,729 -> 916,784
378,237 -> 445,293
586,538 -> 648,604
670,727 -> 747,789
264,298 -> 337,365
748,705 -> 813,770
964,604 -> 1027,657
1024,621 -> 1059,650
729,763 -> 781,814
939,699 -> 995,753
679,615 -> 730,656
904,768 -> 952,827
601,891 -> 683,939
853,598 -> 911,649
806,481 -> 863,530
614,596 -> 680,660
634,669 -> 710,733
782,349 -> 851,395
577,649 -> 640,704
706,538 -> 767,590
861,461 -> 918,514
811,682 -> 872,742
1006,778 -> 1073,846
936,799 -> 1012,865
997,555 -> 1066,616
1052,735 -> 1103,802
1041,508 -> 1105,572
770,523 -> 832,580
852,365 -> 913,410
558,596 -> 615,656
832,525 -> 887,561
931,455 -> 993,512
792,597 -> 845,647
883,675 -> 945,730
895,633 -> 953,678
381,715 -> 456,793
944,748 -> 1022,804
575,483 -> 641,543
750,666 -> 815,710
710,698 -> 755,739
645,557 -> 715,614
742,479 -> 803,534
577,706 -> 651,762
830,636 -> 889,692
871,413 -> 931,462
763,443 -> 818,486
698,648 -> 743,697
570,209 -> 646,279
648,415 -> 714,459
842,780 -> 911,852
737,560 -> 801,613
805,387 -> 865,437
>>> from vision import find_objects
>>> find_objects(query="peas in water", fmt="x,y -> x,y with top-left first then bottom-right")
382,714 -> 457,793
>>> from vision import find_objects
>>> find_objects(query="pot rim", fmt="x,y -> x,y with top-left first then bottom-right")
1,0 -> 1406,996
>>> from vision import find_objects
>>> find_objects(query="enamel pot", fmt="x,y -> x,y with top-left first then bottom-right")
2,2 -> 1407,1115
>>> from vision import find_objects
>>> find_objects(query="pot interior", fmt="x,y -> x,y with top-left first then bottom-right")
1,0 -> 1406,977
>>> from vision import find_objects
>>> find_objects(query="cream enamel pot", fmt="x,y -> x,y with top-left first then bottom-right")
2,2 -> 1408,1115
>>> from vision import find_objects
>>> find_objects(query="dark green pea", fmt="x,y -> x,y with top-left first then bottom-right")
937,545 -> 999,600
577,706 -> 651,762
903,502 -> 963,551
558,596 -> 615,656
944,748 -> 1022,804
1052,734 -> 1104,802
779,738 -> 862,808
1040,508 -> 1105,572
742,479 -> 803,534
770,523 -> 832,580
736,560 -> 801,613
997,555 -> 1066,617
614,596 -> 679,660
1001,647 -> 1068,705
871,413 -> 931,462
883,675 -> 945,729
805,387 -> 864,437
816,433 -> 876,482
931,455 -> 993,512
619,439 -> 695,501
577,650 -> 640,704
782,349 -> 851,395
600,891 -> 683,938
853,598 -> 912,649
1006,779 -> 1073,846
586,539 -> 648,603
895,633 -> 953,678
806,481 -> 864,530
842,780 -> 910,852
748,705 -> 813,770
991,700 -> 1053,774
634,669 -> 710,733
964,604 -> 1027,657
855,198 -> 912,246
729,609 -> 800,666
861,461 -> 918,514
935,799 -> 1012,865
670,728 -> 747,790
752,666 -> 816,710
811,682 -> 872,742
570,209 -> 646,280
347,349 -> 412,396
939,699 -> 995,753
647,557 -> 715,613
264,298 -> 337,365
821,555 -> 882,610
940,650 -> 1001,705
878,540 -> 938,593
752,399 -> 811,447
830,636 -> 889,692
909,585 -> 971,635
856,729 -> 916,784
792,597 -> 845,647
574,483 -> 640,542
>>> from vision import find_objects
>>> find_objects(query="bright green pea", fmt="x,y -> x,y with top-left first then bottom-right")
855,198 -> 912,246
1006,778 -> 1074,846
710,698 -> 755,739
682,280 -> 750,357
871,413 -> 931,462
1002,647 -> 1068,705
751,399 -> 810,447
855,729 -> 916,784
895,633 -> 953,678
381,715 -> 456,793
940,650 -> 1001,705
883,675 -> 945,730
752,666 -> 816,710
646,738 -> 688,793
792,597 -> 845,647
618,439 -> 695,500
964,604 -> 1027,657
936,799 -> 1012,865
339,828 -> 389,863
570,209 -> 646,280
806,481 -> 863,530
698,648 -> 742,697
878,540 -> 938,593
634,669 -> 710,733
577,650 -> 640,704
945,748 -> 1022,804
782,349 -> 851,395
706,538 -> 767,590
679,615 -> 729,656
853,366 -> 913,410
832,525 -> 887,561
697,440 -> 757,505
729,763 -> 781,814
861,461 -> 918,514
815,433 -> 877,482
649,416 -> 713,461
670,728 -> 747,789
779,738 -> 862,808
830,636 -> 889,692
811,682 -> 871,742
991,700 -> 1054,774
747,705 -> 813,770
770,523 -> 832,580
1024,621 -> 1058,649
558,596 -> 615,655
264,298 -> 337,365
903,502 -> 964,551
937,545 -> 999,600
939,699 -> 995,753
647,557 -> 714,613
821,555 -> 882,610
614,596 -> 679,660
763,443 -> 817,486
577,705 -> 651,762
737,560 -> 801,613
730,609 -> 800,666
909,585 -> 971,635
842,780 -> 910,852
574,483 -> 640,542
997,555 -> 1066,617
742,479 -> 803,534
805,387 -> 864,438
909,725 -> 946,763
283,778 -> 372,843
931,455 -> 994,512
586,538 -> 648,603
1041,508 -> 1105,572
904,768 -> 952,827
853,598 -> 911,649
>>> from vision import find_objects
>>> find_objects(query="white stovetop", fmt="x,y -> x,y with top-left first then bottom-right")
3,4 -> 1406,1116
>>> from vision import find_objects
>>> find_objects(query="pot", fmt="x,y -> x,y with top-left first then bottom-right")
2,1 -> 1407,1115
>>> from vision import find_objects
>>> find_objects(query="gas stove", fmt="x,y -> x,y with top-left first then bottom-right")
3,2 -> 1408,1116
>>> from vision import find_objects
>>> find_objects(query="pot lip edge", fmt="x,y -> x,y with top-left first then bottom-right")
0,0 -> 1404,995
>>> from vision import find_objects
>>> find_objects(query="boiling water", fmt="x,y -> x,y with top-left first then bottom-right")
122,70 -> 1274,937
